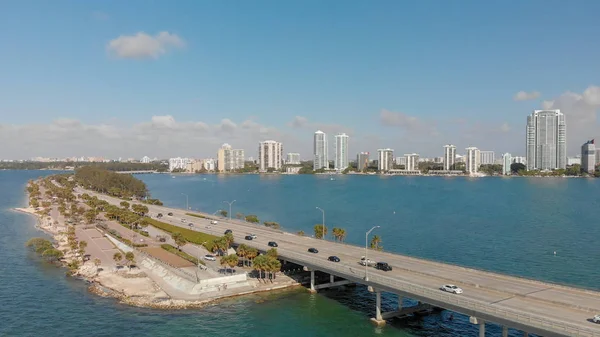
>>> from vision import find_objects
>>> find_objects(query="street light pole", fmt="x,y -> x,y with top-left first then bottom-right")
316,207 -> 325,240
365,225 -> 380,281
223,200 -> 236,220
181,193 -> 189,210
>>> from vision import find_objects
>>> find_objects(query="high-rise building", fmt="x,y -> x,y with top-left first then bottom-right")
567,156 -> 581,166
480,151 -> 495,165
466,147 -> 480,174
217,143 -> 244,172
334,133 -> 349,171
404,153 -> 420,171
357,152 -> 370,171
502,153 -> 512,175
596,149 -> 600,165
232,149 -> 245,170
313,130 -> 328,170
443,145 -> 456,170
526,109 -> 567,170
377,149 -> 394,171
258,140 -> 283,172
286,153 -> 300,165
217,143 -> 231,172
581,140 -> 596,173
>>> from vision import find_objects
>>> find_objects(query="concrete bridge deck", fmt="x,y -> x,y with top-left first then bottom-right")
81,188 -> 600,337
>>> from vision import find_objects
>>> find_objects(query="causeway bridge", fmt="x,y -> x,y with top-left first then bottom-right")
82,189 -> 600,337
115,170 -> 158,174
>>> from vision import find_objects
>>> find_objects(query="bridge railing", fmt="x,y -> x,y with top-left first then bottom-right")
278,249 -> 600,337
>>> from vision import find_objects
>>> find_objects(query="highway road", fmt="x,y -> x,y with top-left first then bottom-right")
80,189 -> 600,336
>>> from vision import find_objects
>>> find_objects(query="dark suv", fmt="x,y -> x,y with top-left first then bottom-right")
244,235 -> 253,240
376,262 -> 392,271
268,241 -> 278,247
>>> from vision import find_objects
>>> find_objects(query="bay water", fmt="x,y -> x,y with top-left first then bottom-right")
1,171 -> 599,336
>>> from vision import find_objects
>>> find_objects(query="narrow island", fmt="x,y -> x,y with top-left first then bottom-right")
16,167 -> 303,309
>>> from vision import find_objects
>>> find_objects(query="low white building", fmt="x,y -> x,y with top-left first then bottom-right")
169,157 -> 191,171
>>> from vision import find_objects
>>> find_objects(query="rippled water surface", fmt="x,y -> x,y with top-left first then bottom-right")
1,171 -> 599,336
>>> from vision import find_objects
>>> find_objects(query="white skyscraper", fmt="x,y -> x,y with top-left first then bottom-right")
404,153 -> 420,171
502,153 -> 512,175
258,140 -> 283,172
443,145 -> 456,170
313,130 -> 328,170
480,151 -> 495,165
334,133 -> 349,171
377,149 -> 394,171
526,109 -> 567,170
466,147 -> 481,174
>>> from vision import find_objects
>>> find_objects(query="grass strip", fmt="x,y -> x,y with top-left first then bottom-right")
145,217 -> 218,251
160,244 -> 205,265
186,212 -> 206,219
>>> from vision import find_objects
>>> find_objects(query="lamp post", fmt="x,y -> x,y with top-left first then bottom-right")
365,225 -> 380,281
223,200 -> 236,220
315,207 -> 325,239
181,193 -> 189,210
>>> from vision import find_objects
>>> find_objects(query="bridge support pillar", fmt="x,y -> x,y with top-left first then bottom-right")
370,290 -> 385,326
309,270 -> 316,293
479,320 -> 485,337
501,326 -> 508,337
398,296 -> 403,310
330,274 -> 334,283
522,332 -> 528,337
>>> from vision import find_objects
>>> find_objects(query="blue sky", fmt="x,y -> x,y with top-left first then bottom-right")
1,0 -> 599,159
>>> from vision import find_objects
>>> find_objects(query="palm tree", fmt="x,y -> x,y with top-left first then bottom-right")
223,233 -> 234,249
171,232 -> 186,250
125,251 -> 135,270
113,252 -> 122,268
313,224 -> 327,239
266,248 -> 278,258
297,230 -> 305,236
267,257 -> 281,281
219,255 -> 229,274
246,248 -> 258,267
332,228 -> 340,241
93,258 -> 101,275
235,212 -> 244,220
237,244 -> 248,266
338,228 -> 347,242
78,241 -> 88,261
253,255 -> 267,281
226,254 -> 238,273
370,235 -> 382,251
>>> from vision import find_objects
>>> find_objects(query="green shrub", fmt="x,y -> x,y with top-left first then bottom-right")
185,212 -> 206,219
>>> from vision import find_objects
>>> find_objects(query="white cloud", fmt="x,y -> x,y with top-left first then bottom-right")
107,31 -> 185,59
514,91 -> 541,101
0,116 -> 288,159
542,85 -> 600,152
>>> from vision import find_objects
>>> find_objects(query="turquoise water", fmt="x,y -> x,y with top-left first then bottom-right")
1,171 -> 599,336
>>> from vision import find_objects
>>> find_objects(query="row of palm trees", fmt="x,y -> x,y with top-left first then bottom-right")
235,244 -> 281,281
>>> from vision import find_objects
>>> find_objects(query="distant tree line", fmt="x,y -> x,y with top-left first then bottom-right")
74,166 -> 149,199
0,161 -> 168,172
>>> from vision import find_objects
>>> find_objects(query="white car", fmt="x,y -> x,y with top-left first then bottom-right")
181,219 -> 186,223
210,220 -> 218,225
203,254 -> 216,261
359,256 -> 376,266
440,284 -> 463,294
249,234 -> 257,239
593,315 -> 600,323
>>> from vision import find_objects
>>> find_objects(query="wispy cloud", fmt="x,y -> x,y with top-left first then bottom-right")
513,90 -> 541,101
107,31 -> 185,59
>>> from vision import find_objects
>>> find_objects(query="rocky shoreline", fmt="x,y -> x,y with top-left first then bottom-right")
15,202 -> 300,310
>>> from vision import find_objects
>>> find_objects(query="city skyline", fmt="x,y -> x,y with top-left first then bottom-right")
1,2 -> 599,160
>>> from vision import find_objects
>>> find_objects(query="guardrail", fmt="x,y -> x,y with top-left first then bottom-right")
278,249 -> 600,337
